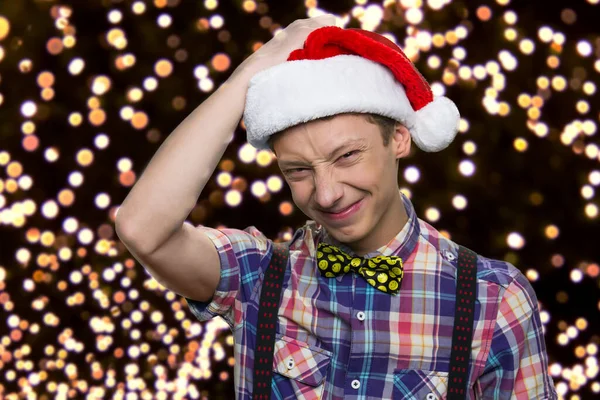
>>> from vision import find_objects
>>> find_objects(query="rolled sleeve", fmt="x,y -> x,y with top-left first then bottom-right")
184,225 -> 271,331
477,269 -> 557,399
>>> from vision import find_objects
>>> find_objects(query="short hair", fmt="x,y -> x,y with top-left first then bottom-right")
266,113 -> 398,153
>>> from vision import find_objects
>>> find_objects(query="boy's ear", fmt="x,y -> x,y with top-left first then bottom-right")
392,123 -> 411,159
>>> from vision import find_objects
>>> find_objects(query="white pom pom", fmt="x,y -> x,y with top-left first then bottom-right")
411,96 -> 460,152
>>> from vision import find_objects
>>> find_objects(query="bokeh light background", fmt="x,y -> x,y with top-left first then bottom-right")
0,0 -> 599,398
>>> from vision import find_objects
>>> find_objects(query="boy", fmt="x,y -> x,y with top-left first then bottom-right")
116,15 -> 556,399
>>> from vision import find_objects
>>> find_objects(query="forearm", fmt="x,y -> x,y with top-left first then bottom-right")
116,68 -> 252,254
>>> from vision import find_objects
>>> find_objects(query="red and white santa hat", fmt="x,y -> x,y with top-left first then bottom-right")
243,26 -> 460,152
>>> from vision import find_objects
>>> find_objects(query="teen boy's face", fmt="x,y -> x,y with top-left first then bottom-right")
272,113 -> 411,256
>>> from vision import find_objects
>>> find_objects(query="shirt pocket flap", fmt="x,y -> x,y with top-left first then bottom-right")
393,369 -> 448,399
272,336 -> 332,387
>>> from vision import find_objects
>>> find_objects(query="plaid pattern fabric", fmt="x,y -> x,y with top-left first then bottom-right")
185,193 -> 557,399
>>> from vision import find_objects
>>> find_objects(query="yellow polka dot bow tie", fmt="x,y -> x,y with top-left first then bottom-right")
316,242 -> 404,295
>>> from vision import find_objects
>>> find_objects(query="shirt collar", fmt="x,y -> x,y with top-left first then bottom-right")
314,190 -> 421,262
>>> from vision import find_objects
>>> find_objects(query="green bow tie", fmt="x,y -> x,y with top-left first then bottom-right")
316,242 -> 404,295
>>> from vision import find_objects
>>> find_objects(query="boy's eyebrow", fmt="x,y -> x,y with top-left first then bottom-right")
277,139 -> 367,168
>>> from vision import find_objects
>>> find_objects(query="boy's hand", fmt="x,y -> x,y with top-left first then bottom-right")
233,14 -> 337,80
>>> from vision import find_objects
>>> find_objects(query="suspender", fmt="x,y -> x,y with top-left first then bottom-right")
448,245 -> 479,399
252,242 -> 290,400
251,242 -> 478,399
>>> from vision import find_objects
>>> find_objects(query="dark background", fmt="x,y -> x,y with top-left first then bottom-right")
0,0 -> 599,398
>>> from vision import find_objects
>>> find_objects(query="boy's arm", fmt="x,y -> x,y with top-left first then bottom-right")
115,70 -> 252,301
115,15 -> 336,302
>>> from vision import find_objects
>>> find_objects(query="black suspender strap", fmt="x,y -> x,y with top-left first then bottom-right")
252,242 -> 290,400
447,245 -> 479,399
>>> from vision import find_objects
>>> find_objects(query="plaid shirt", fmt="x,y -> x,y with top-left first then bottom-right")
185,193 -> 557,399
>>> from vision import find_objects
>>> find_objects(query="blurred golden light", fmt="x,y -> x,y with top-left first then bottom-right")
279,201 -> 293,216
76,149 -> 94,167
476,6 -> 492,21
211,53 -> 231,72
47,37 -> 63,55
514,138 -> 528,152
107,28 -> 127,49
424,207 -> 440,222
243,0 -> 257,12
585,203 -> 598,219
545,225 -> 559,239
507,232 -> 525,249
92,76 -> 111,96
131,112 -> 149,129
0,16 -> 9,40
154,59 -> 173,78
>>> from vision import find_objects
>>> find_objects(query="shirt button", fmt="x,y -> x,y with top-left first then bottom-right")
351,379 -> 360,389
286,358 -> 294,369
356,311 -> 366,321
426,393 -> 437,400
444,250 -> 456,261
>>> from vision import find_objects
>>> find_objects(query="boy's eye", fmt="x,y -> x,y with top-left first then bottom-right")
284,150 -> 360,175
284,168 -> 309,176
340,150 -> 359,159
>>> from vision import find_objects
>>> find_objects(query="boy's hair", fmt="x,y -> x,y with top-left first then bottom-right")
266,113 -> 398,154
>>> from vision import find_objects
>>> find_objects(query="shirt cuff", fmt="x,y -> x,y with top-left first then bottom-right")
184,226 -> 240,330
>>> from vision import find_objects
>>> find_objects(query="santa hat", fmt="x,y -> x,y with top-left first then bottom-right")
243,26 -> 460,152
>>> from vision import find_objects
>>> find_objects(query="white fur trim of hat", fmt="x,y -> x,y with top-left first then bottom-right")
243,26 -> 460,152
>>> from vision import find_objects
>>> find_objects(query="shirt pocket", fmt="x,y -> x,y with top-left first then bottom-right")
393,369 -> 448,400
271,336 -> 332,400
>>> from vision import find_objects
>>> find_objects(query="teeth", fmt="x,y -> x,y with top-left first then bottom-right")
335,203 -> 354,214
